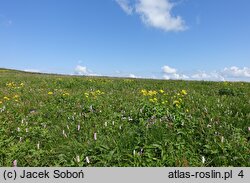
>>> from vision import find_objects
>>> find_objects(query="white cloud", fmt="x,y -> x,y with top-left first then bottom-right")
129,74 -> 136,78
222,66 -> 250,78
116,0 -> 133,15
116,0 -> 187,32
162,65 -> 177,74
163,73 -> 189,80
135,0 -> 187,32
190,67 -> 250,81
191,72 -> 210,80
162,65 -> 189,80
24,69 -> 40,73
75,65 -> 88,75
74,65 -> 99,76
191,71 -> 225,81
128,73 -> 142,78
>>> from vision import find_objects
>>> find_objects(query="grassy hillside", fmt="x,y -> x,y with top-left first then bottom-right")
0,68 -> 249,167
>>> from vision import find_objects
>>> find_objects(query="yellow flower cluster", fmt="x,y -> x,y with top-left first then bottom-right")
62,92 -> 70,96
1,94 -> 20,103
173,90 -> 187,107
140,89 -> 158,96
124,79 -> 133,83
6,82 -> 24,88
149,98 -> 158,103
85,90 -> 104,99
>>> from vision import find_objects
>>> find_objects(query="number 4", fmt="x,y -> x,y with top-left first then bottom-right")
238,170 -> 244,178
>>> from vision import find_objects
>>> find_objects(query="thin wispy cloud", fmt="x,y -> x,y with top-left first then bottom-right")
191,71 -> 225,81
161,65 -> 250,82
115,0 -> 133,15
116,0 -> 187,32
0,15 -> 13,27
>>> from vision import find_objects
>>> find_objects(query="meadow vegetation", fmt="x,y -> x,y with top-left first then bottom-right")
0,69 -> 249,167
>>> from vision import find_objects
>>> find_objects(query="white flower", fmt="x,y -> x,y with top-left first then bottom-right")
104,122 -> 108,127
63,130 -> 67,138
202,156 -> 206,164
133,150 -> 136,156
77,124 -> 80,131
248,127 -> 250,132
26,128 -> 28,133
17,127 -> 20,132
37,142 -> 40,150
94,133 -> 97,141
67,125 -> 70,130
221,136 -> 224,143
86,156 -> 90,164
76,155 -> 80,163
13,160 -> 17,167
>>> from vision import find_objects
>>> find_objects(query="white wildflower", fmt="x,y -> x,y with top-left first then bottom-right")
221,136 -> 224,143
94,133 -> 97,141
63,130 -> 67,138
86,156 -> 90,164
133,150 -> 136,156
202,156 -> 206,164
77,124 -> 80,131
76,155 -> 80,163
13,160 -> 17,167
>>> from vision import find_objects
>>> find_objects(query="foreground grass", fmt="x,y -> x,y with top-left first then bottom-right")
0,69 -> 249,167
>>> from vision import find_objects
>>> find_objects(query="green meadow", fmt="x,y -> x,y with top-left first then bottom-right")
0,68 -> 249,167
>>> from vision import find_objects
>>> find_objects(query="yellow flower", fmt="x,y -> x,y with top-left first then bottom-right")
48,92 -> 53,95
181,90 -> 187,95
13,95 -> 19,99
186,109 -> 189,112
63,92 -> 70,96
20,83 -> 24,87
148,90 -> 157,96
159,89 -> 164,94
173,100 -> 180,106
149,98 -> 158,103
4,96 -> 10,100
0,101 -> 2,104
141,89 -> 148,96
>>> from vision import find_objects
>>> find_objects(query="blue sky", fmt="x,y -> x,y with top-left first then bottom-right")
0,0 -> 250,81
